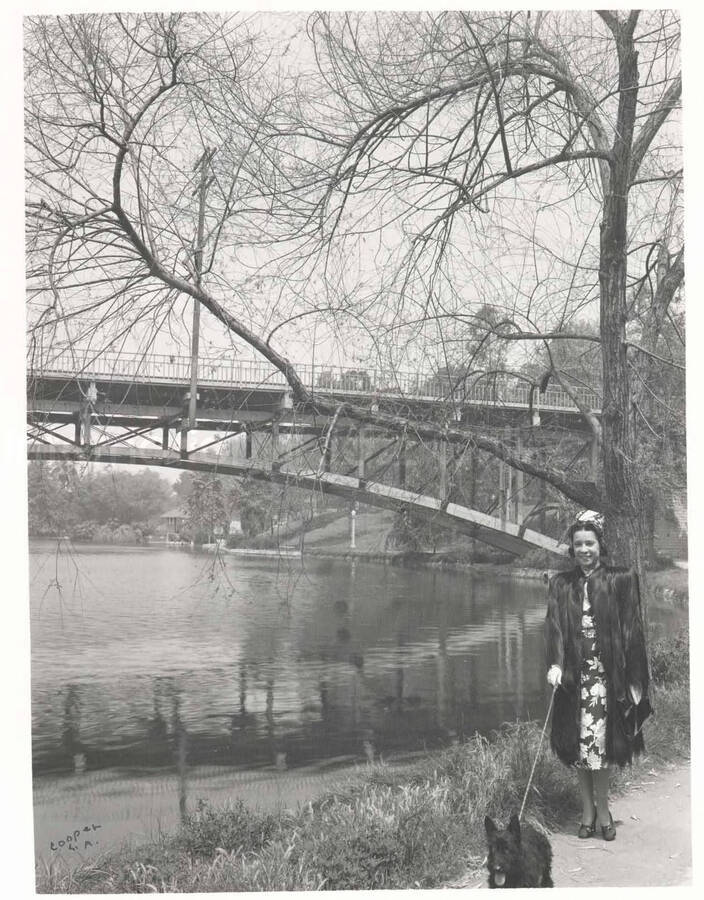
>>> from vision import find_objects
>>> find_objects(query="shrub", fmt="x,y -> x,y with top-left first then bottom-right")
69,520 -> 97,541
642,681 -> 690,761
177,798 -> 281,857
226,532 -> 282,550
518,548 -> 568,570
650,553 -> 676,570
471,546 -> 516,564
649,624 -> 689,685
298,783 -> 467,889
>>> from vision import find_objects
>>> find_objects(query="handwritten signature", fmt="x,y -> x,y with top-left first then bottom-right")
50,823 -> 102,852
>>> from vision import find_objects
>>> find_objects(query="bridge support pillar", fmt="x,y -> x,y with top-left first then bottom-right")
271,421 -> 279,465
81,408 -> 92,448
162,426 -> 170,451
73,411 -> 81,447
179,427 -> 188,459
78,382 -> 97,449
357,427 -> 366,478
245,429 -> 252,459
398,439 -> 406,488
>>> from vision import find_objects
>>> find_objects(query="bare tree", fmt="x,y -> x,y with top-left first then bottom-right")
284,9 -> 684,566
25,11 -> 684,571
25,13 -> 289,361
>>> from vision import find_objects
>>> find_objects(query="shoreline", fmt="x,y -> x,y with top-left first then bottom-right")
29,537 -> 689,601
35,678 -> 690,892
149,543 -> 692,599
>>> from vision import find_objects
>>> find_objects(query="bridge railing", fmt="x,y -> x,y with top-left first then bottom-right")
29,348 -> 600,413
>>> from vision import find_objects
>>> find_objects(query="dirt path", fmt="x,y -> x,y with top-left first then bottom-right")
550,763 -> 691,888
453,762 -> 691,889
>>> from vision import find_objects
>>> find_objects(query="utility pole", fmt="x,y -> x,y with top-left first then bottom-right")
181,148 -> 215,458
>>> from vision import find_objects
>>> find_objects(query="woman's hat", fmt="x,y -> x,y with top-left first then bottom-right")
575,509 -> 604,531
566,509 -> 608,556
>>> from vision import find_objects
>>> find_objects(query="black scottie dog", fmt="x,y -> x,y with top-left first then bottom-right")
484,814 -> 553,888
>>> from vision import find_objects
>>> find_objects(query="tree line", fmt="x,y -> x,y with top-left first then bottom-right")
28,462 -> 175,541
27,462 -> 336,544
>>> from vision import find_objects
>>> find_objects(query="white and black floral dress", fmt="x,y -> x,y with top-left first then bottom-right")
577,578 -> 608,770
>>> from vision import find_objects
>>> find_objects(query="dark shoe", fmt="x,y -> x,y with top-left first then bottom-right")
600,813 -> 616,842
578,808 -> 596,839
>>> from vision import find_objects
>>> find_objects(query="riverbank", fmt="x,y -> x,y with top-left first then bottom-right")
202,539 -> 689,604
199,505 -> 690,601
36,634 -> 689,892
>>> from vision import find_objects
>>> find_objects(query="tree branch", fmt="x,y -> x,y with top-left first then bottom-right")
490,330 -> 601,343
596,11 -> 621,36
630,73 -> 681,182
624,342 -> 685,371
653,244 -> 684,313
418,149 -> 611,236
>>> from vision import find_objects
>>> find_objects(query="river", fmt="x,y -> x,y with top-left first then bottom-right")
29,540 -> 684,863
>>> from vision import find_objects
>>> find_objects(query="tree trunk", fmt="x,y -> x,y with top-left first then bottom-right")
599,25 -> 641,570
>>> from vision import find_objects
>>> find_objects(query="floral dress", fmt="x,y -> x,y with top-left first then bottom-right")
577,578 -> 608,769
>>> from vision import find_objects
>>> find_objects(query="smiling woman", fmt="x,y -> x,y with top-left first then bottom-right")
544,512 -> 651,843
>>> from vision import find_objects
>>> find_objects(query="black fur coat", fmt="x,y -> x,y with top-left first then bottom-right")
544,565 -> 651,767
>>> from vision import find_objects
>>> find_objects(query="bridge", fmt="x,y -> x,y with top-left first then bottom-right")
28,348 -> 596,555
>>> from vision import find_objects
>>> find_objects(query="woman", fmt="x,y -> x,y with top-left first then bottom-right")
544,512 -> 651,841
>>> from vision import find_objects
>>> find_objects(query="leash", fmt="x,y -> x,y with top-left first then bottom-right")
518,683 -> 557,822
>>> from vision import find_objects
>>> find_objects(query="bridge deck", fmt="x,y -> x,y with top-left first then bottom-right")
29,349 -> 600,417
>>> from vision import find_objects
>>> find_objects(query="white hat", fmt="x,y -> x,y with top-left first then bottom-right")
575,509 -> 605,532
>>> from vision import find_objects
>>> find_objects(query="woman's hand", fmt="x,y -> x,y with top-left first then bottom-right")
547,665 -> 562,687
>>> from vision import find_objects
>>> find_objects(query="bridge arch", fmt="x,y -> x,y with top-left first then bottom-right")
28,444 -> 569,557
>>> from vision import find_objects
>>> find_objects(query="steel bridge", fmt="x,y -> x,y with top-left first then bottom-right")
28,348 -> 595,555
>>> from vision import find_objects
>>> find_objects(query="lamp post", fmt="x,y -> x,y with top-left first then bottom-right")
350,503 -> 357,550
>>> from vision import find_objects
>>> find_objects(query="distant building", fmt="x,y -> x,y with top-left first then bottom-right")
158,507 -> 189,535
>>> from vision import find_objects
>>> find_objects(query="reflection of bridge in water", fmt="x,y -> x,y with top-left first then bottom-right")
34,601 -> 544,779
27,349 -> 598,554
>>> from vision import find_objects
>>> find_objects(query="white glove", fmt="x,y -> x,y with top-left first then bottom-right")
629,684 -> 642,706
547,665 -> 562,687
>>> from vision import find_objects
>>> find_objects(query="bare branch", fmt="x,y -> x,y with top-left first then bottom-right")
624,342 -> 684,371
630,73 -> 682,182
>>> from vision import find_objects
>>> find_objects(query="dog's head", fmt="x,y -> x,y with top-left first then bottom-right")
484,814 -> 522,888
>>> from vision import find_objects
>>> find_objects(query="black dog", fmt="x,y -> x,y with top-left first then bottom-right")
484,814 -> 553,888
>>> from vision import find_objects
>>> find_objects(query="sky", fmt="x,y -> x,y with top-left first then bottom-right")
22,7 -> 624,379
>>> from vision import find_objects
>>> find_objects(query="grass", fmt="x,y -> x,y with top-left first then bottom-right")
36,624 -> 690,894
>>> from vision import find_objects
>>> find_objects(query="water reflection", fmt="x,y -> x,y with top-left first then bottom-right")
30,543 -> 685,829
33,563 -> 541,780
